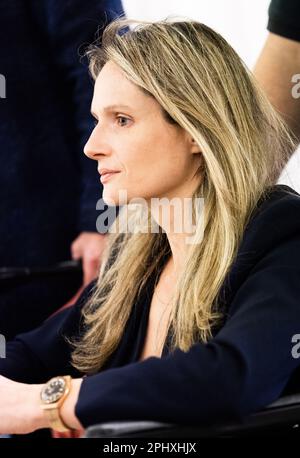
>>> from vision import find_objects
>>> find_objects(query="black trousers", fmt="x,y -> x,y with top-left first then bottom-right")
0,271 -> 82,341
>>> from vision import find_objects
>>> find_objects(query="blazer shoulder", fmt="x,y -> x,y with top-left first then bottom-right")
247,184 -> 300,233
237,185 -> 300,258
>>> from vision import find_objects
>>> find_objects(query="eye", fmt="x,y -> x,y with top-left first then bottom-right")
116,116 -> 131,127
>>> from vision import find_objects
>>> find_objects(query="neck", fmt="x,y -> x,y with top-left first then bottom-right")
163,232 -> 190,279
151,197 -> 196,277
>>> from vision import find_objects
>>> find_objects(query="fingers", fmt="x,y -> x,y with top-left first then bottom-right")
70,232 -> 108,286
82,255 -> 99,286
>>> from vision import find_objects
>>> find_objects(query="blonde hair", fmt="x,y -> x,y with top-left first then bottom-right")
71,17 -> 296,374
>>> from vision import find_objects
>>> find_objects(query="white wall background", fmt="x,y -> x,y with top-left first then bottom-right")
122,0 -> 300,192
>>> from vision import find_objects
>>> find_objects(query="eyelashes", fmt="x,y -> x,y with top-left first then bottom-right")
116,116 -> 131,127
93,115 -> 131,128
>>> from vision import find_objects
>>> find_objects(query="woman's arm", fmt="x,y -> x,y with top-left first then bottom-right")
0,375 -> 83,434
0,376 -> 47,434
0,283 -> 95,434
60,378 -> 83,430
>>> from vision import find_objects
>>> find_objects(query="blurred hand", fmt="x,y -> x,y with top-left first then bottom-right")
51,428 -> 84,438
71,232 -> 108,286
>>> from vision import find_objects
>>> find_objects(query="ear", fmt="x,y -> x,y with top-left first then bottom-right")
190,137 -> 201,154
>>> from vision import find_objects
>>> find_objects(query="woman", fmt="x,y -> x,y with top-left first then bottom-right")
0,17 -> 300,435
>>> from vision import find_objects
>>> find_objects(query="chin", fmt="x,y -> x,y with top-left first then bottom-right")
102,195 -> 119,206
102,189 -> 128,207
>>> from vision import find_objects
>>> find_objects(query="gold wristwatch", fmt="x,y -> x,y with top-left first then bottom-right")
40,375 -> 73,432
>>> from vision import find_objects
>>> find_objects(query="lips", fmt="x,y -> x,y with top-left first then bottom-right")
99,168 -> 120,176
100,171 -> 120,184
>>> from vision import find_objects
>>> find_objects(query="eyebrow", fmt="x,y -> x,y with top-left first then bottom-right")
91,104 -> 134,118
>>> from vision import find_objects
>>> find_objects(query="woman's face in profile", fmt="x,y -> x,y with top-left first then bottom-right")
84,60 -> 201,207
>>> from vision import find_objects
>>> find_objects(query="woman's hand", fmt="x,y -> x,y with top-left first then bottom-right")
0,375 -> 47,435
0,375 -> 84,435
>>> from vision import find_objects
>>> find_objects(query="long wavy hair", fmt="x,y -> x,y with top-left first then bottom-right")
71,17 -> 295,374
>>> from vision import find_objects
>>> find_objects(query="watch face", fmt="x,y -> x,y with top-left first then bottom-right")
40,377 -> 67,404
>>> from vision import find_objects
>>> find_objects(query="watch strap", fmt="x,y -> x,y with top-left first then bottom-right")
43,404 -> 73,432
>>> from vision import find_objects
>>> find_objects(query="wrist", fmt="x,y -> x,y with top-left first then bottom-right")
40,376 -> 79,432
59,378 -> 83,430
27,383 -> 50,431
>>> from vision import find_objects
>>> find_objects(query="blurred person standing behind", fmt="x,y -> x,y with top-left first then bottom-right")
254,0 -> 300,151
0,0 -> 124,340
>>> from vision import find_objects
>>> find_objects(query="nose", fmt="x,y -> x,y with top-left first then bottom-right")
83,126 -> 111,161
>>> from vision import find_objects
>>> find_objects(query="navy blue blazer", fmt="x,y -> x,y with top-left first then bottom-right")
0,0 -> 124,338
0,184 -> 300,428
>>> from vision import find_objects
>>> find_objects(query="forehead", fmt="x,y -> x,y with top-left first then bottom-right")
93,62 -> 140,102
91,61 -> 156,113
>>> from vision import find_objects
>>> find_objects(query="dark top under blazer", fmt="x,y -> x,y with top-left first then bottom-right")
1,184 -> 300,428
